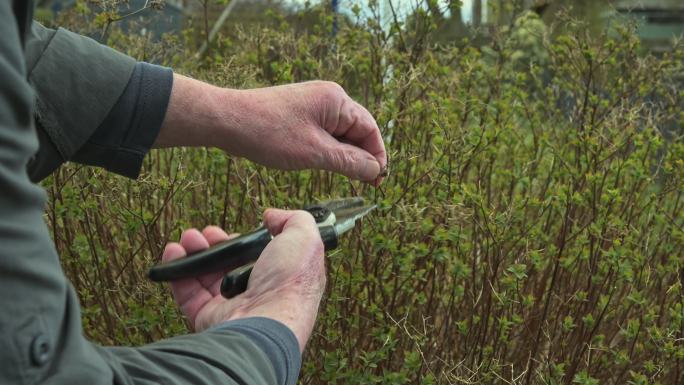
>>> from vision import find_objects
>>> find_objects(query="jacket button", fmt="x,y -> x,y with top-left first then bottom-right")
30,334 -> 51,366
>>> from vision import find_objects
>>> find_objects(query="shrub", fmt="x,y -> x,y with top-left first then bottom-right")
46,2 -> 684,384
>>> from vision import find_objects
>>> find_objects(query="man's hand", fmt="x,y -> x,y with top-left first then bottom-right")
155,75 -> 387,185
161,209 -> 326,352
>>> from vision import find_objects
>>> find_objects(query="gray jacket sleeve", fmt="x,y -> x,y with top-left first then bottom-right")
97,317 -> 301,385
1,6 -> 299,385
69,61 -> 173,179
26,22 -> 173,181
0,3 -> 111,384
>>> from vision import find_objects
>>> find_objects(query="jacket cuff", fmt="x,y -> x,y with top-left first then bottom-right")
210,317 -> 302,385
71,62 -> 173,179
28,27 -> 136,161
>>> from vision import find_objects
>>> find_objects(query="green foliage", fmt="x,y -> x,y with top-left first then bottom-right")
47,2 -> 684,384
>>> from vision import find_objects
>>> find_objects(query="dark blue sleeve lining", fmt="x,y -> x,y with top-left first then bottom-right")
209,317 -> 302,385
70,61 -> 173,179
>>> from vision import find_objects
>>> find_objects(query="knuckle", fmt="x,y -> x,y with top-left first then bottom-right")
342,150 -> 361,167
329,81 -> 345,94
322,149 -> 362,178
294,209 -> 316,224
334,153 -> 351,173
316,80 -> 346,99
320,149 -> 341,170
320,80 -> 344,91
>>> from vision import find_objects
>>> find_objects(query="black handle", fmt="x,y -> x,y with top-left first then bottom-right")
220,225 -> 338,298
221,263 -> 255,298
148,227 -> 272,281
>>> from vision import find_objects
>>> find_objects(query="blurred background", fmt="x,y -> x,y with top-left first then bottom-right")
34,0 -> 684,53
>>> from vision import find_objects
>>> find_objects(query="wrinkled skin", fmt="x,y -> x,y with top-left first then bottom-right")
157,76 -> 387,351
162,210 -> 326,352
157,77 -> 388,185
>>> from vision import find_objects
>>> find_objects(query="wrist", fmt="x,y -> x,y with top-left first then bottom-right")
222,287 -> 322,352
155,74 -> 231,149
211,87 -> 279,158
210,87 -> 251,154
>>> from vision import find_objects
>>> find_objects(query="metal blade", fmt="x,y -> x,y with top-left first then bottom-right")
318,197 -> 365,212
334,204 -> 377,235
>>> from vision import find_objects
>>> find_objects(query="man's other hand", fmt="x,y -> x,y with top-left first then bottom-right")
160,209 -> 326,352
156,76 -> 387,185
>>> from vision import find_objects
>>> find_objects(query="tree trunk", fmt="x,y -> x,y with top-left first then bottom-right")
473,0 -> 482,27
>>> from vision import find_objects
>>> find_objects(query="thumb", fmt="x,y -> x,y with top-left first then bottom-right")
263,208 -> 292,235
323,142 -> 381,182
263,209 -> 318,236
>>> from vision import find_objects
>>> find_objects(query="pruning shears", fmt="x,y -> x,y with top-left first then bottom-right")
148,197 -> 376,298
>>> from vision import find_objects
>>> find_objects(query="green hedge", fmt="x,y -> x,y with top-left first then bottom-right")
46,4 -> 684,384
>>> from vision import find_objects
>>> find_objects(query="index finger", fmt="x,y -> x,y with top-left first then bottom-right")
342,100 -> 387,171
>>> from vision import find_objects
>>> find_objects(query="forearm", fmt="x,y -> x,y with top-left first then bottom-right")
155,74 -> 386,182
154,73 -> 232,149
